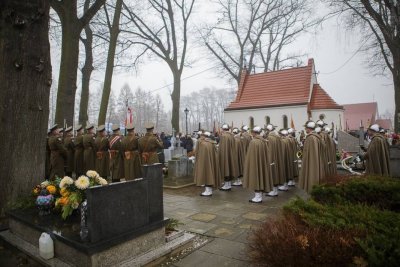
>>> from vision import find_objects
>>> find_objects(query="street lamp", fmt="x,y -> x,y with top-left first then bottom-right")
184,107 -> 189,135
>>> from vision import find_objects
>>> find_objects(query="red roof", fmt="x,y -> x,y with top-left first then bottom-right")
343,102 -> 378,130
226,60 -> 313,110
375,119 -> 392,130
309,84 -> 343,110
225,59 -> 341,111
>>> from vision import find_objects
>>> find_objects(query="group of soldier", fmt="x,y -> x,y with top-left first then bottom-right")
46,122 -> 163,182
193,120 -> 338,202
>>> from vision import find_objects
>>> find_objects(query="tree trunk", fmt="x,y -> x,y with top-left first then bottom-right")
171,70 -> 182,133
54,19 -> 80,126
0,0 -> 51,216
98,0 -> 122,125
393,61 -> 400,132
79,12 -> 94,127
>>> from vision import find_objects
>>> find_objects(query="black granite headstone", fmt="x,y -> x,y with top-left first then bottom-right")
143,164 -> 164,223
86,179 -> 149,243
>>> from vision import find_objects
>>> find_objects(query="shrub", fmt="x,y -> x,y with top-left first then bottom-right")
248,214 -> 363,267
311,175 -> 400,211
284,198 -> 400,266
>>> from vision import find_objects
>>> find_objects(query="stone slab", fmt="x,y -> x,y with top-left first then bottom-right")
189,213 -> 217,222
86,180 -> 149,243
200,238 -> 248,261
174,250 -> 248,267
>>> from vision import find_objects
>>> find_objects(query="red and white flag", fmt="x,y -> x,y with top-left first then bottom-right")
125,107 -> 133,125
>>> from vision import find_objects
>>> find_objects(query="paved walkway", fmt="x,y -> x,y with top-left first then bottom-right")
163,185 -> 308,266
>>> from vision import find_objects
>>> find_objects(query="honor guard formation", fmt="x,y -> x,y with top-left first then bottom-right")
46,119 -> 390,203
45,123 -> 162,183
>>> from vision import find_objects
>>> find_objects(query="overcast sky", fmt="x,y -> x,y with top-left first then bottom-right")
51,1 -> 395,118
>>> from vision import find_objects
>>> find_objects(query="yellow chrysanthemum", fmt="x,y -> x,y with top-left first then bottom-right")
46,185 -> 57,194
75,175 -> 90,190
60,187 -> 70,197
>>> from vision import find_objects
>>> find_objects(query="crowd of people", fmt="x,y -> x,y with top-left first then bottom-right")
46,122 -> 163,182
193,120 -> 391,202
46,118 -> 391,202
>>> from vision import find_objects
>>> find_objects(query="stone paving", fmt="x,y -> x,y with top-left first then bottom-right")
163,184 -> 308,266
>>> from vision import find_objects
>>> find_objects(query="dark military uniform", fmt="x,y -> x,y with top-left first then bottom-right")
122,133 -> 142,180
95,135 -> 109,178
64,135 -> 75,176
83,132 -> 96,172
49,135 -> 67,180
138,133 -> 163,165
109,133 -> 124,182
74,133 -> 84,176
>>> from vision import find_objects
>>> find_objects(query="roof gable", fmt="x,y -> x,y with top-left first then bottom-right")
226,60 -> 314,110
310,84 -> 343,110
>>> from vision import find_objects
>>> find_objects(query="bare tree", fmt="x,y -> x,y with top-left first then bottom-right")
97,0 -> 124,125
326,0 -> 400,132
79,0 -> 95,127
0,0 -> 51,216
50,0 -> 105,126
121,0 -> 196,132
203,0 -> 318,84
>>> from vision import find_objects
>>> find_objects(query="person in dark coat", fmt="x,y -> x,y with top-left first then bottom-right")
74,125 -> 84,177
122,123 -> 142,180
139,123 -> 164,165
83,124 -> 96,172
95,125 -> 109,178
63,126 -> 75,177
48,124 -> 67,180
109,125 -> 124,182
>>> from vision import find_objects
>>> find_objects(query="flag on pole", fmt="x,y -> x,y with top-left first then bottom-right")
125,107 -> 133,126
290,114 -> 295,129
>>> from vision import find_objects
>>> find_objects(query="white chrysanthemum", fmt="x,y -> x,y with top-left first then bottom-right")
97,177 -> 108,186
86,170 -> 99,178
40,180 -> 49,188
75,176 -> 90,190
59,176 -> 74,188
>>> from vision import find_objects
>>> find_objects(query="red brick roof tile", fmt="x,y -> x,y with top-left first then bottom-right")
343,102 -> 378,130
226,61 -> 313,110
309,84 -> 343,110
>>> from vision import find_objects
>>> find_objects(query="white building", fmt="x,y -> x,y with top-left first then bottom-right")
224,59 -> 344,130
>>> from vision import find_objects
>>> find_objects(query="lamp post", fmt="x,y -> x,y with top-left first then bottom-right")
184,107 -> 189,135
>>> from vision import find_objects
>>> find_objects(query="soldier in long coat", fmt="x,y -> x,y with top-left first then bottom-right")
64,126 -> 75,177
231,128 -> 244,186
279,129 -> 294,191
74,125 -> 84,176
95,125 -> 109,178
219,124 -> 237,191
122,123 -> 142,180
287,128 -> 299,186
322,127 -> 337,176
243,126 -> 274,203
138,123 -> 163,165
193,131 -> 222,196
265,124 -> 285,196
109,125 -> 124,182
364,124 -> 390,176
299,121 -> 326,193
83,125 -> 96,172
48,124 -> 67,180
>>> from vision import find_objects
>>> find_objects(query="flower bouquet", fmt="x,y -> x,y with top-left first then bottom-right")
55,171 -> 108,219
33,179 -> 61,216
